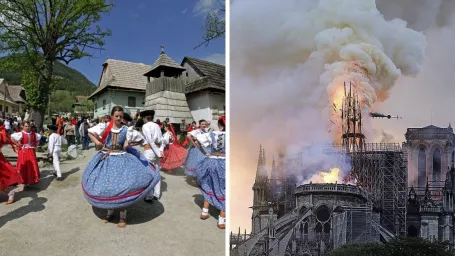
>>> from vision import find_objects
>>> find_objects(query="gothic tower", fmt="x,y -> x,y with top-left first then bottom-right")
251,145 -> 271,235
441,168 -> 454,244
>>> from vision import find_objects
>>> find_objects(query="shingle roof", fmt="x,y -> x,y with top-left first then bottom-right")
89,59 -> 151,98
145,52 -> 186,75
0,91 -> 17,105
182,57 -> 225,93
0,79 -> 18,105
7,85 -> 26,103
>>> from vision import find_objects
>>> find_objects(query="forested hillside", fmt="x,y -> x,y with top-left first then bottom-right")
0,56 -> 96,96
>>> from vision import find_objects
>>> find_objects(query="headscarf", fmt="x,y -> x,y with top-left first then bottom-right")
218,115 -> 226,125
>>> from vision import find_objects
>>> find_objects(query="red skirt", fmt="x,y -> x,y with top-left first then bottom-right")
0,152 -> 23,190
160,144 -> 188,170
17,148 -> 40,185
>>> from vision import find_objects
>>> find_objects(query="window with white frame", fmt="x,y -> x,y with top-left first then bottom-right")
211,106 -> 219,120
128,97 -> 136,107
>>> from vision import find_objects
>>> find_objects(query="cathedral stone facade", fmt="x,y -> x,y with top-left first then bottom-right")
403,124 -> 455,247
231,124 -> 455,256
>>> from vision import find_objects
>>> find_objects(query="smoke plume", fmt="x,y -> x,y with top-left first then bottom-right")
230,0 -> 429,231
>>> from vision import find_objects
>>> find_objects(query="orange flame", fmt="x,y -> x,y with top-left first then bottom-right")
307,168 -> 342,184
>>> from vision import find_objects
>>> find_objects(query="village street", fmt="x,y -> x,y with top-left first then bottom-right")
0,145 -> 225,256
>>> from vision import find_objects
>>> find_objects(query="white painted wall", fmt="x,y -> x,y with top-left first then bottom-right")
92,91 -> 114,117
187,90 -> 225,130
208,91 -> 226,125
92,89 -> 146,118
187,90 -> 211,126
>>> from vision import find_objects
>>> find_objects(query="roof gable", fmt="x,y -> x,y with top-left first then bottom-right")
182,57 -> 225,94
7,85 -> 26,103
145,52 -> 186,76
182,57 -> 225,78
0,79 -> 19,105
89,59 -> 151,98
423,125 -> 442,129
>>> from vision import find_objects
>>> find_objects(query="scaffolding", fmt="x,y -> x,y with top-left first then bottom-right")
332,205 -> 381,249
348,144 -> 407,236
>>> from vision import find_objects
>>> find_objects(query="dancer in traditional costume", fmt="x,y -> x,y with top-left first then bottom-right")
81,106 -> 160,228
159,123 -> 187,171
195,116 -> 226,229
139,110 -> 163,203
47,125 -> 63,181
183,120 -> 211,177
182,121 -> 197,147
0,120 -> 23,204
11,121 -> 41,187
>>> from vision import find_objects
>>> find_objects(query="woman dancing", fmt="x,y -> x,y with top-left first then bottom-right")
160,123 -> 187,171
11,121 -> 41,188
0,120 -> 23,204
183,120 -> 211,177
81,106 -> 160,228
195,116 -> 226,229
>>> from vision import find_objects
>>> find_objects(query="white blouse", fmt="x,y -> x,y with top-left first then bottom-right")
11,131 -> 42,148
87,123 -> 144,143
160,132 -> 173,152
189,128 -> 207,137
196,131 -> 226,153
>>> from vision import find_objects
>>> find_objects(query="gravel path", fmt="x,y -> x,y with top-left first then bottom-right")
0,146 -> 225,256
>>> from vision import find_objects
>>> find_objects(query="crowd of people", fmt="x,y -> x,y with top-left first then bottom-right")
0,106 -> 226,230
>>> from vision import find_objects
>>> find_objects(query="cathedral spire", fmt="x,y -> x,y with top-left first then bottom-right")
256,145 -> 264,178
270,157 -> 277,186
262,147 -> 266,169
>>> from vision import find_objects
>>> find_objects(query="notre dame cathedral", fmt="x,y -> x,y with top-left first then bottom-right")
230,124 -> 455,256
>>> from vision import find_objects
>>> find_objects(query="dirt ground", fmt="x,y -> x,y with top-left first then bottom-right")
0,146 -> 225,256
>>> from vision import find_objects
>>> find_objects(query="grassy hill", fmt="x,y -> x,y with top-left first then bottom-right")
0,56 -> 96,96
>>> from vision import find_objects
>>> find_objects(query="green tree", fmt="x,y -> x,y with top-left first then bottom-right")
325,237 -> 451,256
195,3 -> 225,49
49,90 -> 74,114
74,98 -> 94,115
0,0 -> 113,129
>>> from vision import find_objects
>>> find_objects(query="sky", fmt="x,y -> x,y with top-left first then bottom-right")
68,0 -> 225,84
230,0 -> 455,233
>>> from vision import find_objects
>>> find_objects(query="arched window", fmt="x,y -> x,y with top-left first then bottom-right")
433,148 -> 442,181
418,148 -> 426,187
254,216 -> 261,233
408,225 -> 418,237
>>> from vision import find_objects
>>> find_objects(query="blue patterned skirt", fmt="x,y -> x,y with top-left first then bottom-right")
196,157 -> 225,212
81,147 -> 160,209
184,146 -> 211,177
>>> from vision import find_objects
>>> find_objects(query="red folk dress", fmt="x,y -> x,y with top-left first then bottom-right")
160,125 -> 188,170
13,131 -> 40,185
182,125 -> 198,147
0,126 -> 23,190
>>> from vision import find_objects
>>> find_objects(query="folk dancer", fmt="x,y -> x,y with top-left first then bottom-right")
0,120 -> 23,204
183,120 -> 211,177
195,116 -> 226,229
159,122 -> 187,171
182,121 -> 197,147
47,125 -> 63,181
81,106 -> 160,228
139,109 -> 163,203
11,121 -> 41,188
56,115 -> 64,135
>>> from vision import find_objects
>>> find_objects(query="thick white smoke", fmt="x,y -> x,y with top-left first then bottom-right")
230,0 -> 428,231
